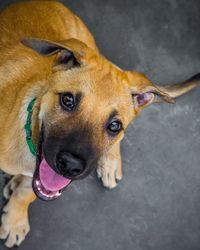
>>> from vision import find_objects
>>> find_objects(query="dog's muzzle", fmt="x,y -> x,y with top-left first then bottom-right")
32,128 -> 73,202
32,127 -> 97,202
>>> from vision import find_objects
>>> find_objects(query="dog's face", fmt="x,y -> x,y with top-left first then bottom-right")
22,38 -> 174,200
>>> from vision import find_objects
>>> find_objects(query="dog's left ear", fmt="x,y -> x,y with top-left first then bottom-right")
132,85 -> 175,109
129,72 -> 175,110
21,38 -> 88,71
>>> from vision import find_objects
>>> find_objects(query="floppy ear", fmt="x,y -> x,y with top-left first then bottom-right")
131,72 -> 200,109
129,72 -> 175,110
21,38 -> 88,71
132,85 -> 175,109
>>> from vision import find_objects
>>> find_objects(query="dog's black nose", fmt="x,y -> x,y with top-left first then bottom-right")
56,152 -> 85,177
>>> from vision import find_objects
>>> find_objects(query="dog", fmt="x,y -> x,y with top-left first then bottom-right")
0,1 -> 199,247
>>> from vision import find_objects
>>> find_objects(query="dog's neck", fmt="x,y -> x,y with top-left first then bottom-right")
18,79 -> 50,160
27,85 -> 48,153
24,98 -> 37,155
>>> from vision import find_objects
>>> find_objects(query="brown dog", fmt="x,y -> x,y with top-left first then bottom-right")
0,1 -> 199,247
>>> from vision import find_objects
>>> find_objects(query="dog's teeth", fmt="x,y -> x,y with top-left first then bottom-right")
56,192 -> 61,197
36,181 -> 58,199
40,190 -> 45,196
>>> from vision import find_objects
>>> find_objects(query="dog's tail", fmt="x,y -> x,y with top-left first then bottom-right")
158,73 -> 200,98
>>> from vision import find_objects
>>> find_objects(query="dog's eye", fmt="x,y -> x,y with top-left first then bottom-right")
107,120 -> 122,135
60,93 -> 75,111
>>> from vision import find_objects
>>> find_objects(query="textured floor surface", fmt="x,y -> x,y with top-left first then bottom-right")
0,0 -> 200,250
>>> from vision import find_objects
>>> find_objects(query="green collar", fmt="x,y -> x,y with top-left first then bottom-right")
24,98 -> 37,156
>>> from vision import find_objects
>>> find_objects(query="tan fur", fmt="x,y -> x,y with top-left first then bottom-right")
0,1 -> 199,247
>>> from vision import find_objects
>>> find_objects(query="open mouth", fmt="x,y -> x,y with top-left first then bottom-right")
32,158 -> 72,201
32,130 -> 72,201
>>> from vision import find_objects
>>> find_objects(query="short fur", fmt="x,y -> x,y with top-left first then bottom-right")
0,1 -> 199,247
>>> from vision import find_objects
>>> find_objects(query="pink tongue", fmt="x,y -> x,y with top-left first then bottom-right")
39,159 -> 71,192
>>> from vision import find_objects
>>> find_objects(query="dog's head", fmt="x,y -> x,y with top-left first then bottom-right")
22,38 -> 174,200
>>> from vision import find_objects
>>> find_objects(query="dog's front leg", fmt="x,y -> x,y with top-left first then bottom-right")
0,175 -> 36,248
97,143 -> 123,189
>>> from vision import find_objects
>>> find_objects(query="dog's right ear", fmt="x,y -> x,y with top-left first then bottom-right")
21,38 -> 88,71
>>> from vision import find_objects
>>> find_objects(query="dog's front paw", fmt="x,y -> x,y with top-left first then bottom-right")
97,159 -> 123,189
3,175 -> 23,200
0,203 -> 30,248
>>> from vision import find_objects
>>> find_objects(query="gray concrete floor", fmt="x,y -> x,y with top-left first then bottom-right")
0,0 -> 200,249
